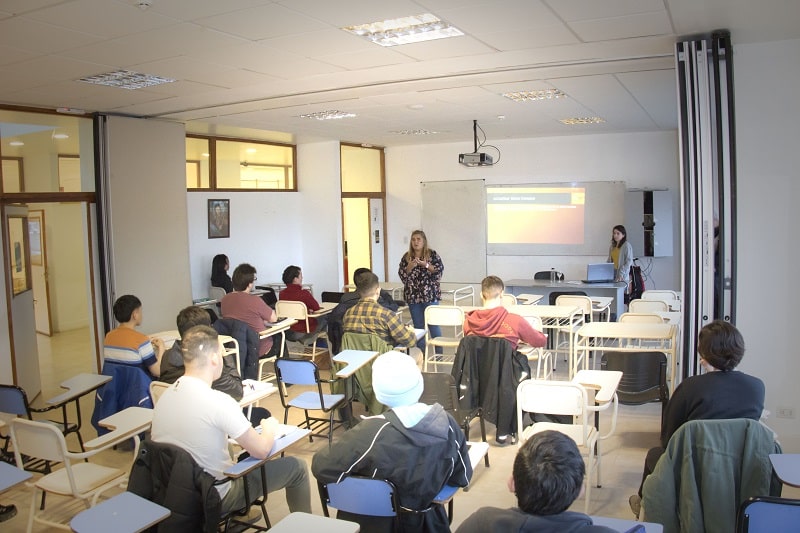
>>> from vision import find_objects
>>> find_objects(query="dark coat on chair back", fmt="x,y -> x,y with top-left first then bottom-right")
451,335 -> 531,438
213,318 -> 260,380
128,440 -> 222,533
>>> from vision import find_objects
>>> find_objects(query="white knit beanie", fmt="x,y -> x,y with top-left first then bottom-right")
371,351 -> 423,408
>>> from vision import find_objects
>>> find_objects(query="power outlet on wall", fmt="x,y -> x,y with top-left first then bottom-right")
776,406 -> 796,419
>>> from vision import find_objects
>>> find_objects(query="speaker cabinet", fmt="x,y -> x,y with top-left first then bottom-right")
625,190 -> 673,257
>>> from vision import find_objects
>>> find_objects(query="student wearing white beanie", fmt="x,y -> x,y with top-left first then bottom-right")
312,350 -> 472,533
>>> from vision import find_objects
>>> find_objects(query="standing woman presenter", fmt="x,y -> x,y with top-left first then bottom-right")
399,230 -> 443,349
608,225 -> 634,285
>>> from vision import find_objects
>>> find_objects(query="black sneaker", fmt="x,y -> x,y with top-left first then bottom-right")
0,504 -> 17,523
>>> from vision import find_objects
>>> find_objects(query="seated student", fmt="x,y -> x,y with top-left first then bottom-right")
92,295 -> 165,431
159,305 -> 269,426
221,263 -> 279,358
210,254 -> 233,294
457,431 -> 616,533
151,325 -> 311,516
464,276 -> 547,350
328,267 -> 400,354
342,271 -> 417,354
312,351 -> 472,533
629,319 -> 765,518
279,265 -> 327,341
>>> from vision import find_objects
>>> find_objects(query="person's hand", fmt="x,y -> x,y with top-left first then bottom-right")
260,416 -> 278,436
150,337 -> 165,356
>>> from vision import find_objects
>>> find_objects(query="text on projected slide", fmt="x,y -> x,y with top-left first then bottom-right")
487,186 -> 585,244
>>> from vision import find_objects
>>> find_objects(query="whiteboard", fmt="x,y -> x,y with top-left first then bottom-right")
421,180 -> 487,284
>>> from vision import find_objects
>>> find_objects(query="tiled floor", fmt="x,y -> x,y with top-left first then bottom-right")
4,331 -> 796,531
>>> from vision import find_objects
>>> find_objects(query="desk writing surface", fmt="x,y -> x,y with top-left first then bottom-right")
70,491 -> 170,533
333,349 -> 380,378
224,427 -> 311,477
573,370 -> 622,404
770,453 -> 800,487
269,512 -> 359,533
46,373 -> 111,405
0,461 -> 32,492
590,515 -> 663,532
577,322 -> 675,339
84,406 -> 154,450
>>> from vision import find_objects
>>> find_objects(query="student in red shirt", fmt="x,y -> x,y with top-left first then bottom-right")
279,265 -> 327,340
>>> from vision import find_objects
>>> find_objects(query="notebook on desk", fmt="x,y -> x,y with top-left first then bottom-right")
582,263 -> 615,284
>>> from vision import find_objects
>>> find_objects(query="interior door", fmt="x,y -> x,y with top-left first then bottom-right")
369,198 -> 385,279
29,209 -> 52,335
4,204 -> 41,396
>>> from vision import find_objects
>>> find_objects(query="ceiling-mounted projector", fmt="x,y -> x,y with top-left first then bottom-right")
459,119 -> 495,167
459,152 -> 493,166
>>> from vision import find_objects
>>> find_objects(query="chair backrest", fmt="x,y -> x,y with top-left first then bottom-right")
523,315 -> 544,331
274,358 -> 319,387
642,290 -> 679,301
149,381 -> 171,406
534,271 -> 564,281
0,384 -> 31,417
420,372 -> 459,412
737,496 -> 800,533
629,299 -> 669,313
501,293 -> 517,306
209,286 -> 226,301
600,351 -> 668,405
276,300 -> 310,331
424,305 -> 465,328
10,417 -> 69,466
516,380 -> 591,445
321,475 -> 398,517
556,294 -> 593,314
548,290 -> 587,305
321,291 -> 344,304
619,312 -> 664,324
219,334 -> 241,374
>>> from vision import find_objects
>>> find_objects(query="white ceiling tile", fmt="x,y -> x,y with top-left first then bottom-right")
258,29 -> 375,57
0,44 -> 41,66
317,48 -> 416,70
570,11 -> 674,42
196,4 -> 328,41
389,35 -> 495,61
275,0 -> 425,27
145,0 -> 273,21
0,16 -> 101,54
440,1 -> 562,34
616,69 -> 678,129
546,0 -> 666,23
476,25 -> 580,51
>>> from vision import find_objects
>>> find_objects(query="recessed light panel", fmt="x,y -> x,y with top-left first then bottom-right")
299,110 -> 356,121
78,70 -> 175,90
343,14 -> 463,47
559,117 -> 606,125
503,89 -> 566,102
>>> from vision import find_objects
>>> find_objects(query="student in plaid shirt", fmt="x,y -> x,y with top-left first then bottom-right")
343,271 -> 417,353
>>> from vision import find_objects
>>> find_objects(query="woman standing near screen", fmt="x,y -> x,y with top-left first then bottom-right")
399,230 -> 444,347
210,253 -> 233,293
608,225 -> 634,284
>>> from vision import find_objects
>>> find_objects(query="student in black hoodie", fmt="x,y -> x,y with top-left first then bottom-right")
457,431 -> 615,533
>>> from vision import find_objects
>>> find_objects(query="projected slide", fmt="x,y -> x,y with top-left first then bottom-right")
487,186 -> 585,244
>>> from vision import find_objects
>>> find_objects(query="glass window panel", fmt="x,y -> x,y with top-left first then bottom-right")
341,144 -> 383,193
2,157 -> 23,192
215,139 -> 294,190
0,110 -> 93,193
58,155 -> 81,192
185,137 -> 210,188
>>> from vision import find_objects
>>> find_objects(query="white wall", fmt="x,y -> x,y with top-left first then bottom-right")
734,38 -> 800,451
187,141 -> 343,300
384,131 -> 681,288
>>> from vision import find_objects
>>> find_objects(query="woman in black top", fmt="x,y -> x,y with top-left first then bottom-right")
210,254 -> 233,293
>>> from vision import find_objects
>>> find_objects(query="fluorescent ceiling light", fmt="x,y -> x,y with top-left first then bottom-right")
559,117 -> 606,125
343,13 -> 463,47
503,89 -> 566,102
78,69 -> 175,90
390,129 -> 440,135
299,110 -> 356,121
53,133 -> 69,139
9,140 -> 24,146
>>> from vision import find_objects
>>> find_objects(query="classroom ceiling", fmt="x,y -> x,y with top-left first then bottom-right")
1,0 -> 798,147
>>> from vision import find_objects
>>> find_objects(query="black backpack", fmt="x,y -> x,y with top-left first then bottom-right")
626,261 -> 645,304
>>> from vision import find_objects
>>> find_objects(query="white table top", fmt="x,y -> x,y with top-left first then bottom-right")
46,373 -> 112,405
590,296 -> 614,310
0,461 -> 32,492
70,491 -> 170,533
259,317 -> 298,338
240,380 -> 278,407
577,322 -> 676,340
434,441 -> 490,503
515,293 -> 544,305
333,349 -> 380,378
309,301 -> 337,317
269,512 -> 359,533
573,369 -> 623,404
654,311 -> 682,325
507,304 -> 583,319
84,406 -> 154,450
770,453 -> 800,487
590,515 -> 663,532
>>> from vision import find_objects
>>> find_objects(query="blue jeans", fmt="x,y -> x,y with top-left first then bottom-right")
409,301 -> 442,351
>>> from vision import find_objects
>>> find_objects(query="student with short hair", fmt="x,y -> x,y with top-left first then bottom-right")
629,319 -> 765,518
221,263 -> 278,357
279,265 -> 327,339
343,271 -> 416,351
456,431 -> 615,533
463,276 -> 547,350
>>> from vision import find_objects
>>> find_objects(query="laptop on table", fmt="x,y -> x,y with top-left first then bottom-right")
582,263 -> 615,284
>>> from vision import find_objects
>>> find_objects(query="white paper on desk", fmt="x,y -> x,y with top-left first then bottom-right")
256,423 -> 298,438
242,379 -> 274,392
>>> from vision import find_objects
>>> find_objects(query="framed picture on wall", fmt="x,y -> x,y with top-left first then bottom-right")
208,199 -> 230,239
